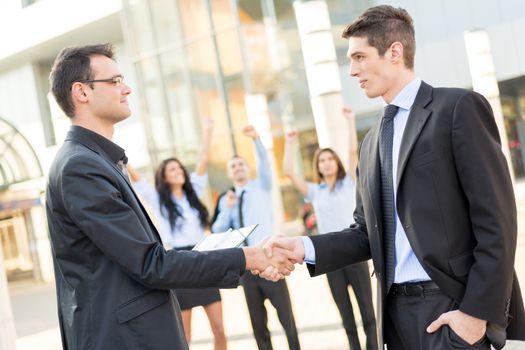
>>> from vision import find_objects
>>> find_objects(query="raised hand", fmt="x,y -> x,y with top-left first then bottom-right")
342,106 -> 356,121
285,129 -> 299,143
224,190 -> 238,208
195,117 -> 215,176
242,125 -> 259,140
202,117 -> 214,134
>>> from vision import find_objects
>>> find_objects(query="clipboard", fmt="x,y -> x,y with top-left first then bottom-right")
192,224 -> 259,251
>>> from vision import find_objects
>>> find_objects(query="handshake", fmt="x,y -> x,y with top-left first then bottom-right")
243,236 -> 305,282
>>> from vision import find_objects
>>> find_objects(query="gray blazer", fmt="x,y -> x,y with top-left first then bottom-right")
46,126 -> 245,350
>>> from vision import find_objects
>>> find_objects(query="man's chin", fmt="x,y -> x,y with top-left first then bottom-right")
235,176 -> 247,182
117,111 -> 132,121
363,90 -> 380,99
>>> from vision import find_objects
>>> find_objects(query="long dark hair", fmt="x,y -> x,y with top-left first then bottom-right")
312,148 -> 346,190
154,158 -> 209,230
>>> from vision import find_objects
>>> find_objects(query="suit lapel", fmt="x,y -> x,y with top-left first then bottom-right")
396,82 -> 433,189
67,128 -> 164,243
365,121 -> 382,227
106,158 -> 164,243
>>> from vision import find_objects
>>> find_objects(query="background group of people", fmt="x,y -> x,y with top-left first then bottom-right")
127,116 -> 376,350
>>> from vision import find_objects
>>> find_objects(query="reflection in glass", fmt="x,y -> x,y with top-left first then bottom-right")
150,0 -> 184,48
121,0 -> 327,223
179,0 -> 211,39
139,57 -> 172,157
126,0 -> 156,53
211,0 -> 236,31
216,28 -> 243,76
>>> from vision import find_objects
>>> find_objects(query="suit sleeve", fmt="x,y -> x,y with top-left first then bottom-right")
452,91 -> 517,327
307,164 -> 372,276
60,155 -> 245,290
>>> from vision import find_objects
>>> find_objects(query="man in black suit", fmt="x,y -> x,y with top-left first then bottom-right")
263,5 -> 525,349
45,44 -> 294,350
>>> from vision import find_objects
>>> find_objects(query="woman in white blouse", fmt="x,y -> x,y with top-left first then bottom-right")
128,119 -> 227,350
283,123 -> 378,350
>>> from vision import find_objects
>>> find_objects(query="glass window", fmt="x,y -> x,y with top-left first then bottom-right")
179,0 -> 212,40
126,0 -> 156,53
240,23 -> 271,82
326,0 -> 371,26
161,48 -> 200,163
216,28 -> 243,77
150,0 -> 184,48
274,1 -> 295,24
211,0 -> 236,31
137,57 -> 173,159
225,77 -> 250,159
325,0 -> 373,66
237,0 -> 264,24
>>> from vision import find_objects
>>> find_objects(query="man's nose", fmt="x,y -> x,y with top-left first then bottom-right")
349,62 -> 359,77
122,83 -> 132,95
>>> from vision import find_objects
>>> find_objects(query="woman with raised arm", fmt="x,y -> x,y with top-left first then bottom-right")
283,108 -> 378,350
128,119 -> 228,350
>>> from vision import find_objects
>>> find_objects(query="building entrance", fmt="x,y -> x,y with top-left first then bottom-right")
0,116 -> 47,281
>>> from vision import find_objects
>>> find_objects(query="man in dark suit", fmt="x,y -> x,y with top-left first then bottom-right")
263,5 -> 525,349
45,44 -> 294,350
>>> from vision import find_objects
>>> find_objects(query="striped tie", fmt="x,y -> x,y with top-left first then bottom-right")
379,104 -> 399,292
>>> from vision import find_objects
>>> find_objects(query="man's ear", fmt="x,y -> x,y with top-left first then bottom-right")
389,41 -> 404,65
71,82 -> 89,104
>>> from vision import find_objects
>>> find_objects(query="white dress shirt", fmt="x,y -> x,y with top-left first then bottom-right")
304,78 -> 431,283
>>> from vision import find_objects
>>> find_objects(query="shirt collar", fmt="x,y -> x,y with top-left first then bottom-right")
69,125 -> 126,165
386,78 -> 422,111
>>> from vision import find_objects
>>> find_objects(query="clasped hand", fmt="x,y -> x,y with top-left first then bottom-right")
247,237 -> 305,281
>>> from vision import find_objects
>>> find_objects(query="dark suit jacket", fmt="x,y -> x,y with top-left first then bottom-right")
46,126 -> 245,350
307,82 -> 525,348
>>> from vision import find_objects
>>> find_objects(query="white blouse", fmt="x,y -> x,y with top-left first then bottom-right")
133,173 -> 208,248
305,174 -> 356,235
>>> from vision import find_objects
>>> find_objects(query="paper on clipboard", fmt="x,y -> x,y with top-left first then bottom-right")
192,224 -> 259,252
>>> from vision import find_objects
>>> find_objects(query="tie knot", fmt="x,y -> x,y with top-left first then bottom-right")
383,104 -> 399,121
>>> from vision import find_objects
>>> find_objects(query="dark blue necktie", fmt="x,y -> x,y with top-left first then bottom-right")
238,190 -> 246,227
379,104 -> 399,292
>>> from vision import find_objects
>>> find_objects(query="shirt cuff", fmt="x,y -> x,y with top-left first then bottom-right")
302,236 -> 316,264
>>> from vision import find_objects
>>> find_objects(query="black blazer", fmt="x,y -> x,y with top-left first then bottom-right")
307,82 -> 525,347
46,127 -> 245,350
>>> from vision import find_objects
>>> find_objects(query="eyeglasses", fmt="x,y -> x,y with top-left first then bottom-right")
80,76 -> 124,87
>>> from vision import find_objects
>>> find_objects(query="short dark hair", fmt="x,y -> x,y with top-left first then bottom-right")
49,44 -> 115,118
342,5 -> 415,69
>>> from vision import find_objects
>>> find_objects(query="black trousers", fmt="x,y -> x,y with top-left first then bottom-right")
241,273 -> 300,350
385,288 -> 490,349
326,262 -> 378,350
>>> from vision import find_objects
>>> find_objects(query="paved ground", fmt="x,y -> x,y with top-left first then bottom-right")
9,180 -> 525,349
